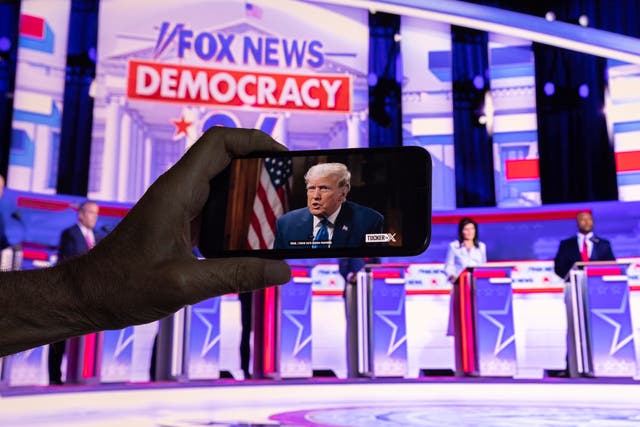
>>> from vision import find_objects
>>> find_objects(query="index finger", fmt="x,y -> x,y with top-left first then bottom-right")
170,127 -> 288,186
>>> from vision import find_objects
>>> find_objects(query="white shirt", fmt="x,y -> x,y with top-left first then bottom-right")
577,231 -> 594,258
78,223 -> 95,248
444,240 -> 487,281
313,205 -> 342,241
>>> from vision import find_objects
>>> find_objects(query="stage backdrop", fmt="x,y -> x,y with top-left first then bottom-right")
7,0 -> 71,194
607,58 -> 640,201
88,0 -> 369,203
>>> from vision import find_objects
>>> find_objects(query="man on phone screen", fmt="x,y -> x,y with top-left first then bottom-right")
273,163 -> 383,249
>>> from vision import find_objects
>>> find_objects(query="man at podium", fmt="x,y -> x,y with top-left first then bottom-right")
553,211 -> 615,280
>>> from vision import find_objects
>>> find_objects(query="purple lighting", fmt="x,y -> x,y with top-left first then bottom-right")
579,83 -> 589,98
473,75 -> 484,90
544,82 -> 555,96
367,73 -> 378,86
0,37 -> 11,51
88,47 -> 97,62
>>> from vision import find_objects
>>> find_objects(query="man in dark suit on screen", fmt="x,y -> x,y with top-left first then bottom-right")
553,210 -> 615,280
273,163 -> 383,250
48,200 -> 104,385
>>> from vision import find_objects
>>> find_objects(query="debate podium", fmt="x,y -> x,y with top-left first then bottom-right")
453,266 -> 517,377
566,261 -> 637,378
355,264 -> 408,378
256,267 -> 313,379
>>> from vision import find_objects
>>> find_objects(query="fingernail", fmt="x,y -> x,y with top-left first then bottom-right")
264,260 -> 291,285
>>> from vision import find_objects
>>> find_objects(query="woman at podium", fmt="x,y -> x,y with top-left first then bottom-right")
444,217 -> 487,336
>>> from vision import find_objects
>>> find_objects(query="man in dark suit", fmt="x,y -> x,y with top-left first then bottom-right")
48,200 -> 103,385
273,163 -> 383,249
553,210 -> 615,377
554,211 -> 615,280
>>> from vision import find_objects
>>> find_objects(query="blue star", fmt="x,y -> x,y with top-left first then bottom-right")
114,327 -> 134,358
592,289 -> 635,356
478,296 -> 515,356
283,293 -> 312,356
193,299 -> 221,357
374,298 -> 407,356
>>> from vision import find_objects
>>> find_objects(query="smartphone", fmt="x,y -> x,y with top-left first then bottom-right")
198,146 -> 432,259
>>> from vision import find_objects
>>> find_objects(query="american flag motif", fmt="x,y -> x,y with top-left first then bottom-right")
247,157 -> 292,249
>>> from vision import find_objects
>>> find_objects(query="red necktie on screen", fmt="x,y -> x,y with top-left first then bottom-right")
581,236 -> 589,262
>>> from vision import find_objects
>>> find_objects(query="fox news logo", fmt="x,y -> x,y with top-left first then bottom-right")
153,22 -> 325,68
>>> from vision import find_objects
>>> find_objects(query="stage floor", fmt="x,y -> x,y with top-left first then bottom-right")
2,378 -> 640,426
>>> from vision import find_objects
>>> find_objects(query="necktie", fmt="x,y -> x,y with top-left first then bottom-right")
313,219 -> 329,249
85,231 -> 94,250
581,236 -> 589,262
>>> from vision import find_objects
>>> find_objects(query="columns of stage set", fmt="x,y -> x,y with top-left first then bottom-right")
453,266 -> 518,377
566,262 -> 637,378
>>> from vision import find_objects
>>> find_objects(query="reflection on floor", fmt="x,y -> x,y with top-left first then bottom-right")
2,378 -> 640,426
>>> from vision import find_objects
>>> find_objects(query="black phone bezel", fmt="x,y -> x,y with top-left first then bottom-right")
198,146 -> 431,259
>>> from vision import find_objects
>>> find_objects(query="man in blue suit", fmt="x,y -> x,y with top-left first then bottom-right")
553,210 -> 615,280
273,163 -> 383,250
48,200 -> 104,385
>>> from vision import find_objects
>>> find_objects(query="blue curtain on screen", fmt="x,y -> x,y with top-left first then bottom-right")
0,0 -> 21,178
451,26 -> 496,208
57,0 -> 99,196
368,12 -> 402,147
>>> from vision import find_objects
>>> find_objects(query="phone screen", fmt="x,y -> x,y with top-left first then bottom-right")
199,146 -> 431,259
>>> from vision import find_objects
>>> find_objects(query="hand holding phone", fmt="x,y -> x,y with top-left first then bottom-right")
199,146 -> 432,259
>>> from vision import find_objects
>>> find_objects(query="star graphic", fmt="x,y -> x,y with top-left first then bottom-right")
478,295 -> 515,356
171,114 -> 193,138
591,288 -> 635,356
374,298 -> 407,356
193,299 -> 221,357
113,327 -> 134,358
283,292 -> 312,356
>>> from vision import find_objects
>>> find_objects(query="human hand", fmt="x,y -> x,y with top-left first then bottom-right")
65,127 -> 291,331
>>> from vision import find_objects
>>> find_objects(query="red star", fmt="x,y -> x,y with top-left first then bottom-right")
172,114 -> 192,138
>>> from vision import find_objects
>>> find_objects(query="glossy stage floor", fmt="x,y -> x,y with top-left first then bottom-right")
2,377 -> 640,427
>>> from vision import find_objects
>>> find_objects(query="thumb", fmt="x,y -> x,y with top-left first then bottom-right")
175,257 -> 291,304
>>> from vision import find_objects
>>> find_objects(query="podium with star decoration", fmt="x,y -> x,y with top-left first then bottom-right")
454,267 -> 518,377
100,327 -> 135,382
186,297 -> 222,379
567,262 -> 637,377
358,265 -> 408,377
259,267 -> 313,379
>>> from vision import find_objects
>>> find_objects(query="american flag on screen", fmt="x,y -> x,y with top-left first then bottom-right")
247,158 -> 292,249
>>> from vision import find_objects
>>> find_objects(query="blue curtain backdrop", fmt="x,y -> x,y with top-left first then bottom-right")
368,12 -> 402,147
0,0 -> 21,179
451,26 -> 496,208
56,0 -> 100,196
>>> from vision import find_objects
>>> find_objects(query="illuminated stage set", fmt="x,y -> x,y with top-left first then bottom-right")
2,0 -> 640,426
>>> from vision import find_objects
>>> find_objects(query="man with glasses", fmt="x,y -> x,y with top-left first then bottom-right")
273,163 -> 383,250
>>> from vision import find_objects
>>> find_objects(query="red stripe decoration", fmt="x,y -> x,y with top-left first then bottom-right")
616,151 -> 640,173
22,249 -> 49,261
97,206 -> 130,218
312,290 -> 344,296
586,267 -> 623,277
406,289 -> 450,295
432,209 -> 590,224
513,287 -> 564,294
459,270 -> 475,374
19,14 -> 45,39
82,333 -> 97,378
292,269 -> 308,278
473,269 -> 507,278
505,158 -> 539,180
372,271 -> 402,279
17,196 -> 70,211
262,286 -> 276,375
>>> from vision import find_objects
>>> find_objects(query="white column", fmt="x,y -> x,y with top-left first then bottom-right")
117,111 -> 131,202
347,113 -> 361,148
100,96 -> 123,200
143,135 -> 152,191
32,125 -> 52,193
